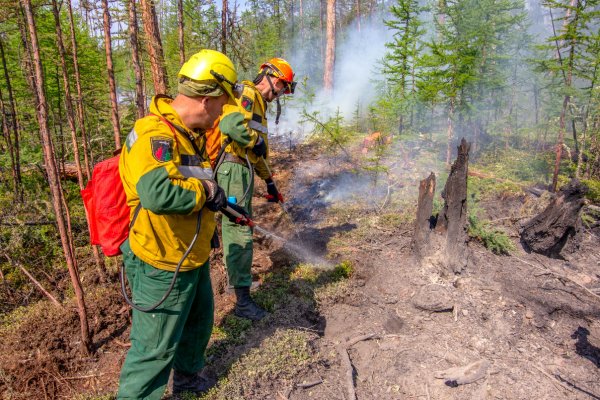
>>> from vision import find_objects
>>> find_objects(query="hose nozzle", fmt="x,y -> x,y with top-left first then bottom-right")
222,202 -> 254,227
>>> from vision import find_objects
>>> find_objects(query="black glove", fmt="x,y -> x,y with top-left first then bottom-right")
222,202 -> 252,226
251,136 -> 267,158
201,179 -> 227,212
265,177 -> 284,203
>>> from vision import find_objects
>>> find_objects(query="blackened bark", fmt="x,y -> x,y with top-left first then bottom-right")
436,138 -> 470,274
412,172 -> 436,259
520,179 -> 587,259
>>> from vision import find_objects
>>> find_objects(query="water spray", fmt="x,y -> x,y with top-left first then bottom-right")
261,157 -> 305,244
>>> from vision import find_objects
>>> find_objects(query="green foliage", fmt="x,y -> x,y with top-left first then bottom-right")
582,179 -> 600,203
475,149 -> 553,184
468,214 -> 515,255
301,109 -> 355,157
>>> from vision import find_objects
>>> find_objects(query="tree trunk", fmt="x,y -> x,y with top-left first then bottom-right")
177,0 -> 185,66
551,96 -> 569,193
129,0 -> 146,119
66,0 -> 92,180
101,0 -> 121,149
53,0 -> 107,282
221,0 -> 228,54
436,138 -> 470,274
446,97 -> 455,165
52,0 -> 84,186
412,172 -> 436,259
0,37 -> 23,202
356,0 -> 361,32
323,0 -> 336,93
520,179 -> 587,258
21,0 -> 92,355
140,0 -> 168,94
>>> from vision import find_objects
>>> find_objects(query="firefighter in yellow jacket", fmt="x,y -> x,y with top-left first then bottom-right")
211,58 -> 296,320
117,50 -> 241,399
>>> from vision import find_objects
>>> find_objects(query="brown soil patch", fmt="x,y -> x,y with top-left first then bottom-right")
2,142 -> 600,399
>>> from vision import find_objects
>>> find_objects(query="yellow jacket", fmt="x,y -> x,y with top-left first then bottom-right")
209,81 -> 272,179
119,95 -> 216,271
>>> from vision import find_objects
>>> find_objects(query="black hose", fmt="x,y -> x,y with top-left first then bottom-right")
120,211 -> 202,313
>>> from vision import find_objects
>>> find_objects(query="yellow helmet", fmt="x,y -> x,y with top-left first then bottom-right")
178,49 -> 238,99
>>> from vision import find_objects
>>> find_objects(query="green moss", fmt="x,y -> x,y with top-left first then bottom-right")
202,329 -> 313,400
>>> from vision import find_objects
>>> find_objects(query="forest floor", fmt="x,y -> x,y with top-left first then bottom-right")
1,138 -> 600,400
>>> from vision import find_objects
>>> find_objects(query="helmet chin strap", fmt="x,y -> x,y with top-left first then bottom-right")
265,74 -> 286,125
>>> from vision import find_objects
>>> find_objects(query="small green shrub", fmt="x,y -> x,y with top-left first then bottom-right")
468,214 -> 515,255
582,179 -> 600,203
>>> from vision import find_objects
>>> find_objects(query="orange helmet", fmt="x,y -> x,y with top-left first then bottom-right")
259,58 -> 296,94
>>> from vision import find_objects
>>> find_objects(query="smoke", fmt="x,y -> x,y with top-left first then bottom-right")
271,14 -> 394,141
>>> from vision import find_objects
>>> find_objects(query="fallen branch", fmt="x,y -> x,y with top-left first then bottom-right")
63,372 -> 105,380
338,333 -> 381,400
296,379 -> 323,389
532,364 -> 573,395
337,344 -> 356,400
514,256 -> 600,302
2,251 -> 62,308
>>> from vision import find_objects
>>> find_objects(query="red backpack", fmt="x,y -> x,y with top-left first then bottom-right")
81,114 -> 178,257
81,154 -> 130,256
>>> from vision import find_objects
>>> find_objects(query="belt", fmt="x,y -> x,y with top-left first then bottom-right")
223,153 -> 248,167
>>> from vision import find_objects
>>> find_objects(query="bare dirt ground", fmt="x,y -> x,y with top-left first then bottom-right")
1,140 -> 600,399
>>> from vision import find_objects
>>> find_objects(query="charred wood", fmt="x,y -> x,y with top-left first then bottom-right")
412,172 -> 436,259
520,179 -> 588,259
412,138 -> 471,275
436,138 -> 470,274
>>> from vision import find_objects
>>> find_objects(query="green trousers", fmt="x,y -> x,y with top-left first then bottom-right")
217,161 -> 254,288
117,240 -> 214,400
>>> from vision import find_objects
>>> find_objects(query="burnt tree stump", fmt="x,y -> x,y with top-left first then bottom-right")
412,138 -> 471,275
520,179 -> 588,258
412,172 -> 436,259
437,138 -> 470,273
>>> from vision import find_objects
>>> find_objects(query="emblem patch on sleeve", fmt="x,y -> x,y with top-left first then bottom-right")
241,96 -> 253,112
151,137 -> 173,162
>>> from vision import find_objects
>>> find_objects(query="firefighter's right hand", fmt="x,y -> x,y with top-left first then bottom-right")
201,179 -> 227,212
265,177 -> 284,203
222,202 -> 251,226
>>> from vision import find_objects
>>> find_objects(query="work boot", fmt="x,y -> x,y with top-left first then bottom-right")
234,286 -> 267,320
172,369 -> 214,397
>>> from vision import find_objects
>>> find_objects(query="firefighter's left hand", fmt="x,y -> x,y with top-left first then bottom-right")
265,178 -> 284,203
251,136 -> 267,158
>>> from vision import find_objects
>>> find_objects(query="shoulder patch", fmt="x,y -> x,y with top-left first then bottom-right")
151,137 -> 173,162
241,95 -> 253,112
